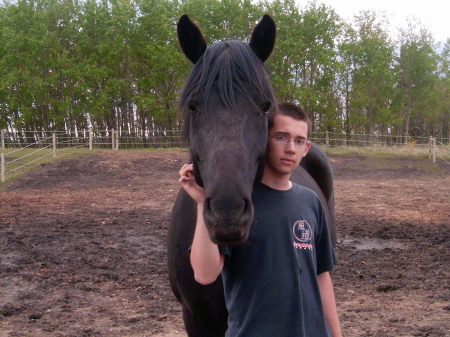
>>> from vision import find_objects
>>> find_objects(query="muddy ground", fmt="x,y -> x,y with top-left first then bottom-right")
1,150 -> 449,337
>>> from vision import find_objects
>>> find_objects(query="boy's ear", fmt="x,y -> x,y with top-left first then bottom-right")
302,141 -> 312,157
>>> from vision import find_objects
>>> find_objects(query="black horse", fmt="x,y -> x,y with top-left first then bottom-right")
167,14 -> 336,337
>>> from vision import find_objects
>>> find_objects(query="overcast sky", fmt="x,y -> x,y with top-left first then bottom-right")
316,0 -> 449,44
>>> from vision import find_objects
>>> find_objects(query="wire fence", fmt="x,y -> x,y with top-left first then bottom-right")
2,129 -> 449,148
310,131 -> 446,148
434,139 -> 450,165
0,129 -> 186,150
1,129 -> 449,183
4,138 -> 54,172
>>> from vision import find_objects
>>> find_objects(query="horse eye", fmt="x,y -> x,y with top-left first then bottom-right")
187,103 -> 198,114
261,102 -> 271,114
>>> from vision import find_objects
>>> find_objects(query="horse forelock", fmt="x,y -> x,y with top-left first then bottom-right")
179,40 -> 276,142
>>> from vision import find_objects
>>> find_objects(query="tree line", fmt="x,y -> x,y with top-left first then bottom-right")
1,0 -> 449,143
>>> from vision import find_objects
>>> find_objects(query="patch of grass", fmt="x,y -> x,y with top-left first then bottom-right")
0,147 -> 189,185
324,145 -> 431,158
116,147 -> 189,152
1,147 -> 99,184
324,145 -> 449,176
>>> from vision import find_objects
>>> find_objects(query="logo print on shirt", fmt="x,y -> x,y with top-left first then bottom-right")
293,220 -> 313,250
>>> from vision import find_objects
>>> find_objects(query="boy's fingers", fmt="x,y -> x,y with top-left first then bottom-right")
179,164 -> 188,175
179,163 -> 194,176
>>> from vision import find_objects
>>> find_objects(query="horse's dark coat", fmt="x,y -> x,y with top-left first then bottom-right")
167,14 -> 336,337
298,142 -> 336,243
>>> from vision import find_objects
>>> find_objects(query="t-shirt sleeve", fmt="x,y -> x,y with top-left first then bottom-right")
315,198 -> 338,275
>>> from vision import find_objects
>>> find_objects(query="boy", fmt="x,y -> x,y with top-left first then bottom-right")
179,102 -> 342,336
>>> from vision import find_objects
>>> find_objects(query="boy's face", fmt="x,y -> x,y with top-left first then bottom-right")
264,114 -> 311,178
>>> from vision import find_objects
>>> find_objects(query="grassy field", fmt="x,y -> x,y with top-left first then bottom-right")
1,147 -> 95,183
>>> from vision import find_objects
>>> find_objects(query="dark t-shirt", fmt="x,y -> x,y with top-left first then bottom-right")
220,183 -> 337,337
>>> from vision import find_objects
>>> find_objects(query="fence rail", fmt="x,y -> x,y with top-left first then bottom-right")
1,129 -> 449,183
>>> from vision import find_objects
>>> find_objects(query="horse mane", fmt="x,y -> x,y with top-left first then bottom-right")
179,40 -> 276,141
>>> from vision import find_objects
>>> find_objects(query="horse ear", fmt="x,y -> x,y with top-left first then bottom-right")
249,14 -> 276,63
177,14 -> 207,64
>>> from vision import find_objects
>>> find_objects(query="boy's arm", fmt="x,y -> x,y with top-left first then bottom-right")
317,272 -> 342,337
190,202 -> 225,285
179,164 -> 224,285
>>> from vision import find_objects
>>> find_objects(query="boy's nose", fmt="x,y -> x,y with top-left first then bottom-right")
285,139 -> 296,152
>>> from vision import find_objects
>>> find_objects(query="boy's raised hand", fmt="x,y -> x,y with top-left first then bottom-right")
178,164 -> 205,205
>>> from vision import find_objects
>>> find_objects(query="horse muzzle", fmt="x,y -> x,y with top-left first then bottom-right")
203,196 -> 253,245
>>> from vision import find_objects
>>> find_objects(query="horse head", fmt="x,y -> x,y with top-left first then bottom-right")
177,14 -> 277,245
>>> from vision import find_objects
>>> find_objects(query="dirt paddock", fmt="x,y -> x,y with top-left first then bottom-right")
1,150 -> 449,337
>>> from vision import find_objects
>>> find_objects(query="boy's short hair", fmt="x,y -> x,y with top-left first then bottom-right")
268,102 -> 310,139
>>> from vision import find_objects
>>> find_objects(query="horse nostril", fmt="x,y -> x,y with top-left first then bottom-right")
244,198 -> 250,210
206,196 -> 247,224
204,197 -> 212,213
203,196 -> 254,245
241,197 -> 253,225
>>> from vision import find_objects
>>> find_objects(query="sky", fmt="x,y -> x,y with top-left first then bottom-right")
316,0 -> 449,44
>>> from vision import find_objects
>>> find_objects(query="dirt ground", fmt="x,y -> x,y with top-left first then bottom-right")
1,150 -> 449,337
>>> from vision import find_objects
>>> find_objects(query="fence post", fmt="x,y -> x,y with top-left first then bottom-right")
428,137 -> 432,160
111,128 -> 115,150
89,128 -> 93,150
431,137 -> 436,163
1,130 -> 4,149
326,131 -> 330,151
1,152 -> 5,183
53,132 -> 57,158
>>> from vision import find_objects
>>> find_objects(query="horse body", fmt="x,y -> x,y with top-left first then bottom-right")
167,14 -> 335,337
168,189 -> 228,336
298,141 -> 336,243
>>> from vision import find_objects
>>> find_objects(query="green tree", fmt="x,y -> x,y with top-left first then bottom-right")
262,0 -> 302,103
133,0 -> 184,133
44,0 -> 86,132
266,0 -> 342,134
77,0 -> 138,132
347,10 -> 397,137
336,22 -> 357,138
1,0 -> 46,134
180,0 -> 261,43
395,20 -> 440,140
0,3 -> 9,130
437,39 -> 450,140
1,0 -> 448,142
299,2 -> 342,133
